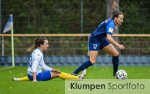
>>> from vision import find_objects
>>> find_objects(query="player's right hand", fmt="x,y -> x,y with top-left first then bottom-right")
33,79 -> 37,82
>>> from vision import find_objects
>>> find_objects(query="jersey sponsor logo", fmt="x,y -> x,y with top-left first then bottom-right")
108,27 -> 113,33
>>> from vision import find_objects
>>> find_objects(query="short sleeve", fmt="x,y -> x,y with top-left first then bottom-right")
106,21 -> 114,35
107,27 -> 114,35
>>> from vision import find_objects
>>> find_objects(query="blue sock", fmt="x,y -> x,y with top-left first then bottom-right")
73,60 -> 93,74
112,56 -> 119,76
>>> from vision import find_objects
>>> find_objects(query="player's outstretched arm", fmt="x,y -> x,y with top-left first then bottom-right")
107,34 -> 125,49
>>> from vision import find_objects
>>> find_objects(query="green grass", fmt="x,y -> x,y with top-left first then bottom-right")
0,66 -> 150,94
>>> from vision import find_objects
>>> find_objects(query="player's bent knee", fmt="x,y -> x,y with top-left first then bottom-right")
51,72 -> 59,78
112,52 -> 119,57
90,59 -> 96,64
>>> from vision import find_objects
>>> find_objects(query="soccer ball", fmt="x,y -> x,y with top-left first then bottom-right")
115,70 -> 127,80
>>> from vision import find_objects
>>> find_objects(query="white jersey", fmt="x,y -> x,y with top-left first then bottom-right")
27,48 -> 52,76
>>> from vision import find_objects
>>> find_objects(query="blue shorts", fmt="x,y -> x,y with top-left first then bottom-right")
28,71 -> 51,81
88,34 -> 110,51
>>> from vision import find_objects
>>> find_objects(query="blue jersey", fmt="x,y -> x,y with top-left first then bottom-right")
91,18 -> 115,37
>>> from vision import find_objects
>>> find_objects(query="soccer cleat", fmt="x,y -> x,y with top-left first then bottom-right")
113,72 -> 116,77
12,77 -> 20,81
79,69 -> 86,80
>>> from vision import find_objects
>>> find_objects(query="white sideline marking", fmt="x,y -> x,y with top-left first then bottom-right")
0,67 -> 14,71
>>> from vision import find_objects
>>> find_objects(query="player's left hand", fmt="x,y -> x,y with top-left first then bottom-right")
118,44 -> 125,50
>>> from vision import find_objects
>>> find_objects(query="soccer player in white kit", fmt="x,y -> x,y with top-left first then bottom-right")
13,37 -> 86,82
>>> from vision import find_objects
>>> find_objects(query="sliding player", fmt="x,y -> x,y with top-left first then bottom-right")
72,10 -> 124,76
13,37 -> 86,82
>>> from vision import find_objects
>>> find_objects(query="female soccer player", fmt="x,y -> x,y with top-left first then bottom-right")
13,37 -> 86,82
72,10 -> 125,76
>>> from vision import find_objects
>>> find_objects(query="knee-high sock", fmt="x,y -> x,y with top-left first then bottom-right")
112,56 -> 119,76
73,60 -> 93,75
19,76 -> 29,81
58,72 -> 79,80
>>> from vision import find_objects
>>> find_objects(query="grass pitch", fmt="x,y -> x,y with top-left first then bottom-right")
0,66 -> 150,94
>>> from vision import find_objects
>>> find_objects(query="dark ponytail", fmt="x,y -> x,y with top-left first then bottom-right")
34,36 -> 47,48
26,36 -> 47,53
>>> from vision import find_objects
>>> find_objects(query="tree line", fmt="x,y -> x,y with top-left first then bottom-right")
1,0 -> 149,34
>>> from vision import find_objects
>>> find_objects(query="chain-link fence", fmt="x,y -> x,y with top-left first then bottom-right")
0,34 -> 150,66
0,34 -> 149,56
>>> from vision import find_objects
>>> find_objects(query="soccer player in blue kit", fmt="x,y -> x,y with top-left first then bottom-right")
72,10 -> 125,76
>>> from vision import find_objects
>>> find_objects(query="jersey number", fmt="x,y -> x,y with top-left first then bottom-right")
93,44 -> 98,49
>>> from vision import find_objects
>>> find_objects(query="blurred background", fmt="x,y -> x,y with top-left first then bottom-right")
0,0 -> 150,66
